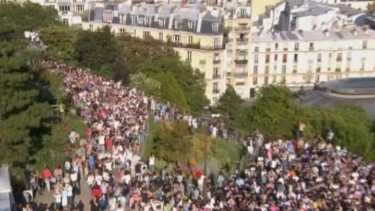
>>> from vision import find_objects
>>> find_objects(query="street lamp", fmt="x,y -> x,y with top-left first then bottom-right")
201,107 -> 211,176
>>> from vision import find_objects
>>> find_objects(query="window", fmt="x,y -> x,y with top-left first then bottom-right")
143,31 -> 150,38
76,5 -> 84,12
363,41 -> 367,49
309,42 -> 314,50
253,66 -> 258,74
173,35 -> 180,43
213,82 -> 219,92
62,18 -> 69,25
275,43 -> 279,50
254,47 -> 259,52
347,52 -> 351,61
336,53 -> 342,62
174,20 -> 181,30
253,77 -> 258,85
265,54 -> 270,63
213,97 -> 218,106
159,32 -> 163,41
294,43 -> 299,51
265,66 -> 270,74
214,38 -> 221,48
131,16 -> 137,25
138,17 -> 144,25
282,65 -> 286,74
158,18 -> 164,28
274,54 -> 278,61
188,36 -> 193,44
187,51 -> 192,62
212,23 -> 219,32
317,53 -> 321,62
188,21 -> 195,30
89,24 -> 93,31
282,54 -> 287,63
213,68 -> 219,78
264,77 -> 269,85
293,54 -> 298,62
119,28 -> 126,34
254,55 -> 258,63
144,17 -> 150,26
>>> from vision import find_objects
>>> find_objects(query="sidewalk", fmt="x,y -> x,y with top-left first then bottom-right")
32,178 -> 91,211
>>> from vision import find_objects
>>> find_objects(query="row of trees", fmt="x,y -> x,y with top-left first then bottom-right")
39,24 -> 209,114
216,85 -> 375,161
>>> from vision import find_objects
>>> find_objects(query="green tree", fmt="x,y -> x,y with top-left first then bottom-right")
0,2 -> 60,36
130,72 -> 161,96
39,25 -> 78,65
216,85 -> 242,121
152,121 -> 193,163
0,36 -> 52,173
75,26 -> 127,80
248,85 -> 301,139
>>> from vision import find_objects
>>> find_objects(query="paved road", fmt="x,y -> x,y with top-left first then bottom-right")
32,178 -> 91,211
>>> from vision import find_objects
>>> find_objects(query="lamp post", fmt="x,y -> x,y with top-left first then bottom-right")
201,108 -> 211,176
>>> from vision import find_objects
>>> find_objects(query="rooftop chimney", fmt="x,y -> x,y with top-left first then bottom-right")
324,30 -> 329,37
353,29 -> 358,36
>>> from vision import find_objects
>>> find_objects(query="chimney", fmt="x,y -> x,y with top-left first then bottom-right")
324,30 -> 329,37
353,29 -> 358,36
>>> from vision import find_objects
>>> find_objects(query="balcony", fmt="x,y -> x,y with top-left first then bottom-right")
234,26 -> 251,31
213,59 -> 221,64
212,89 -> 220,94
236,38 -> 248,44
235,59 -> 248,65
212,74 -> 221,79
236,50 -> 248,55
233,72 -> 248,77
237,13 -> 251,19
167,42 -> 224,50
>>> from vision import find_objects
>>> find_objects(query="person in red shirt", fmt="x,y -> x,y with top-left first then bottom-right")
92,184 -> 101,198
105,137 -> 112,152
42,167 -> 52,192
86,127 -> 92,140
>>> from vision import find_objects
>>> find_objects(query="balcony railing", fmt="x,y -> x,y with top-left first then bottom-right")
235,59 -> 248,64
233,72 -> 248,77
236,38 -> 249,43
236,50 -> 248,55
212,89 -> 220,94
237,13 -> 251,19
212,74 -> 221,79
213,60 -> 221,64
234,26 -> 251,31
166,42 -> 224,50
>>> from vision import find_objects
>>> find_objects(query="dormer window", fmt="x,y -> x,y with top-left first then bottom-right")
138,17 -> 144,25
158,18 -> 164,27
174,20 -> 181,30
188,21 -> 195,29
212,23 -> 219,32
131,16 -> 137,25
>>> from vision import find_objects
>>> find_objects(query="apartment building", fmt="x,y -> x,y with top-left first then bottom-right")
222,0 -> 252,98
81,3 -> 226,104
248,27 -> 375,97
313,0 -> 374,10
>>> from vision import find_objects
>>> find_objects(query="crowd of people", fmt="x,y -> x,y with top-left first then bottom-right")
21,61 -> 375,211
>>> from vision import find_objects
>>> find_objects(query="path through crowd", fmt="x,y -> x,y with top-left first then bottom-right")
33,178 -> 91,211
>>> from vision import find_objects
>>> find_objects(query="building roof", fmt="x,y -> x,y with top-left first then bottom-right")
301,90 -> 375,118
252,27 -> 375,42
315,77 -> 375,95
89,3 -> 223,35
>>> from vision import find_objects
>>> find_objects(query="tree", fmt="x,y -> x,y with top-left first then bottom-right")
0,2 -> 60,36
75,26 -> 127,81
152,121 -> 193,163
39,25 -> 78,65
216,85 -> 242,121
130,73 -> 161,96
0,36 -> 52,173
248,85 -> 301,139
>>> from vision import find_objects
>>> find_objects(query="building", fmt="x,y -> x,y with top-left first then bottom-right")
249,27 -> 375,97
82,2 -> 227,104
313,0 -> 375,11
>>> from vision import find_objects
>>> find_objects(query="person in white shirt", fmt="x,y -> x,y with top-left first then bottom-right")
149,154 -> 156,173
54,192 -> 62,210
70,171 -> 79,189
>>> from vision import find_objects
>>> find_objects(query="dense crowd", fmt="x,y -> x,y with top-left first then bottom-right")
22,61 -> 375,211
